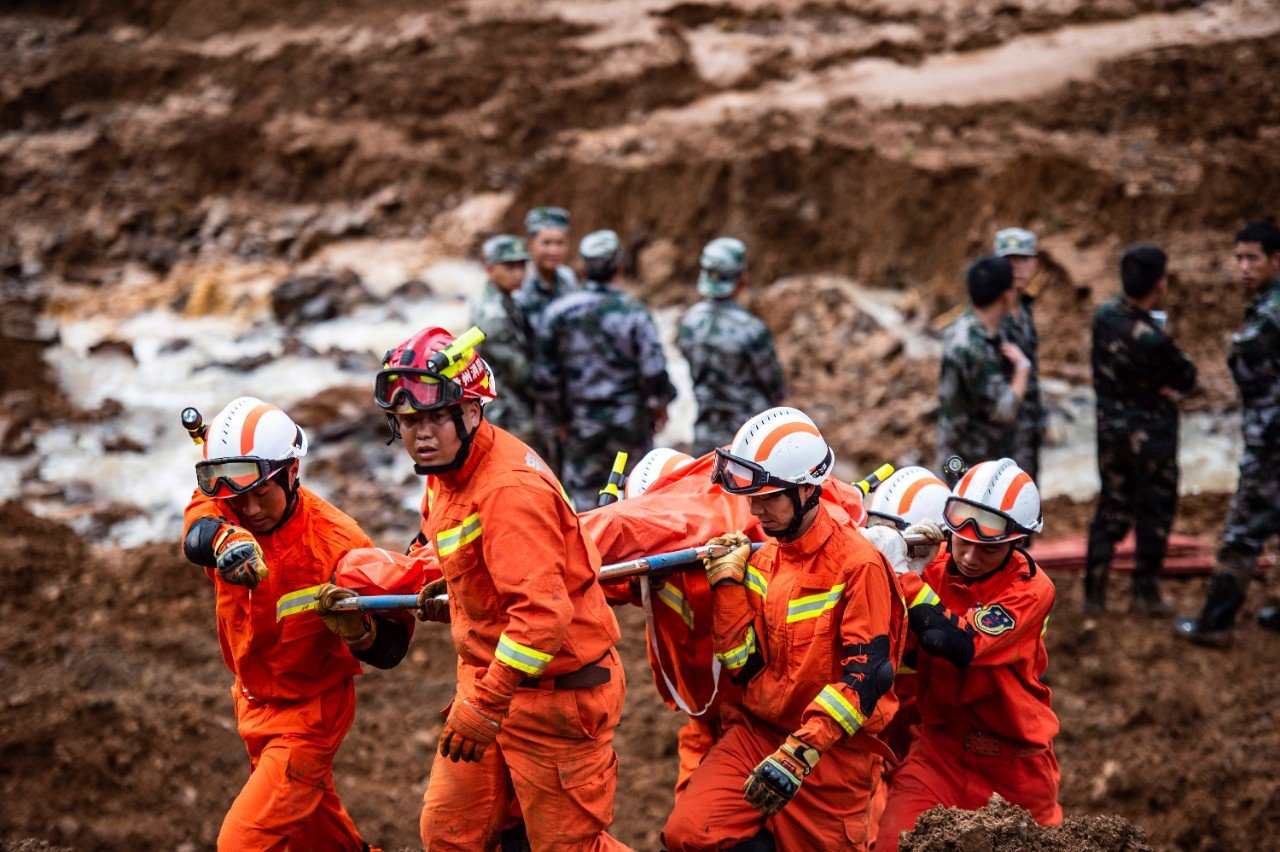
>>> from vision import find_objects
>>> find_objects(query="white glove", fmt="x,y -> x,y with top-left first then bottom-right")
860,525 -> 909,575
903,519 -> 944,574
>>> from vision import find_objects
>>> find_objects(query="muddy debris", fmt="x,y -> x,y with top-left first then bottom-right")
900,794 -> 1153,851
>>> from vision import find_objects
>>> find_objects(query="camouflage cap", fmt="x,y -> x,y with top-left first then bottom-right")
525,206 -> 571,236
580,229 -> 622,279
994,227 -> 1038,257
481,234 -> 529,264
697,236 -> 747,298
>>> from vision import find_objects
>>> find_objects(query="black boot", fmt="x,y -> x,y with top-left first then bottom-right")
1083,562 -> 1108,616
1130,565 -> 1172,617
1173,573 -> 1246,647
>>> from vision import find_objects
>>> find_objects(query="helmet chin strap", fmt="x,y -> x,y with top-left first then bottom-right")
259,465 -> 300,535
763,486 -> 823,541
412,405 -> 482,476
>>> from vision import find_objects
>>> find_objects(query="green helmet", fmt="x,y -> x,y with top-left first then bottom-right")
580,229 -> 622,281
481,234 -> 530,264
697,237 -> 747,298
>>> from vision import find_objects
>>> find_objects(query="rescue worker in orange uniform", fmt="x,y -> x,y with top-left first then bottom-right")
181,397 -> 402,851
369,326 -> 628,851
875,459 -> 1061,851
857,466 -> 953,846
662,407 -> 906,851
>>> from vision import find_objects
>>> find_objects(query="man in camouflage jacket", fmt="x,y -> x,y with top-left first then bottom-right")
1177,222 -> 1280,645
537,230 -> 676,510
937,255 -> 1033,471
1086,244 -> 1196,618
995,228 -> 1047,480
677,237 -> 786,455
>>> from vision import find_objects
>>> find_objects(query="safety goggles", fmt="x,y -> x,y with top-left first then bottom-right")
712,448 -> 796,495
373,368 -> 462,413
942,497 -> 1035,542
196,457 -> 289,497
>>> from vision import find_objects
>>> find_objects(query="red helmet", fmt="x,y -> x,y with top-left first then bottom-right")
374,326 -> 496,414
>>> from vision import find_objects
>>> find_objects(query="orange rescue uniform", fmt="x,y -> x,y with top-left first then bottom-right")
876,548 -> 1061,851
417,420 -> 627,851
184,488 -> 372,852
663,505 -> 906,851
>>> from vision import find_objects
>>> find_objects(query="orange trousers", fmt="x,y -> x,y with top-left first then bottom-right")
219,679 -> 363,852
420,649 -> 629,851
663,711 -> 883,851
674,716 -> 721,799
875,726 -> 1061,852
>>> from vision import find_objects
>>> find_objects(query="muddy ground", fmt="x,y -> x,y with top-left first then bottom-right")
4,0 -> 1280,849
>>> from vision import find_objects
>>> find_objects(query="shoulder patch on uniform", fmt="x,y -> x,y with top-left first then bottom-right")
974,604 -> 1016,636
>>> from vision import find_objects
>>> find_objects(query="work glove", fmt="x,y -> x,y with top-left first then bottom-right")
440,698 -> 502,763
703,532 -> 752,587
743,734 -> 821,816
212,524 -> 268,588
903,519 -> 945,574
416,576 -> 450,624
860,525 -> 908,574
315,583 -> 376,646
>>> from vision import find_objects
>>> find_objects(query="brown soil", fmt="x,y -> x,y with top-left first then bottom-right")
5,0 -> 1280,849
900,794 -> 1153,851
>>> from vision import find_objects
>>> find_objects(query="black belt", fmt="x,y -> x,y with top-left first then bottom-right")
520,655 -> 611,690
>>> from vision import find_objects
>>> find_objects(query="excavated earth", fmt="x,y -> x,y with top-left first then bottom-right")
4,0 -> 1280,849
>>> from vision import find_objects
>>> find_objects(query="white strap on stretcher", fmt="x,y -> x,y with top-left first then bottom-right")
640,576 -> 721,718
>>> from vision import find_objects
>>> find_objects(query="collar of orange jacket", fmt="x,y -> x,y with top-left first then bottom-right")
434,417 -> 496,487
776,502 -> 836,558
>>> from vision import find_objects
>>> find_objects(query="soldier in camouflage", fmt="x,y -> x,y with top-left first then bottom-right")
537,229 -> 677,510
516,206 -> 578,471
937,255 -> 1033,471
469,235 -> 551,460
1177,221 -> 1280,646
677,237 -> 786,455
995,228 -> 1046,480
1085,244 -> 1197,618
516,206 -> 578,325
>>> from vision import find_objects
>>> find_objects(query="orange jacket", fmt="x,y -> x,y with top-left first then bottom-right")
711,504 -> 906,754
429,420 -> 620,708
184,488 -> 370,702
915,548 -> 1058,748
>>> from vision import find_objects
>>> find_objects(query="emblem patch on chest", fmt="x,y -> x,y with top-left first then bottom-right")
974,604 -> 1016,636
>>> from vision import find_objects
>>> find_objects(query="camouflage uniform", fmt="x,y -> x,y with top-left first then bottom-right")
1001,295 -> 1045,481
1218,277 -> 1280,582
677,299 -> 786,455
1085,297 -> 1196,609
936,309 -> 1020,470
537,278 -> 677,510
515,265 -> 578,468
470,281 -> 543,454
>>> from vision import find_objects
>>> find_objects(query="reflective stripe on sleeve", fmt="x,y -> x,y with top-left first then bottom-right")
814,684 -> 867,735
909,584 -> 941,609
786,583 -> 846,623
715,625 -> 757,671
437,513 -> 483,556
494,633 -> 554,676
745,565 -> 768,599
275,584 -> 324,621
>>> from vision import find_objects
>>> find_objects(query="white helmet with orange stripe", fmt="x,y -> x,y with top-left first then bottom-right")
868,466 -> 950,529
944,458 -> 1042,543
625,447 -> 693,499
196,396 -> 308,499
712,407 -> 834,496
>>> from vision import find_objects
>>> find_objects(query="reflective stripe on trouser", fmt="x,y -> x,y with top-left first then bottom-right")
421,649 -> 629,851
874,725 -> 1061,852
219,679 -> 363,852
662,711 -> 882,851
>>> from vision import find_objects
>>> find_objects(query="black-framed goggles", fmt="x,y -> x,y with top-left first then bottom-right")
374,368 -> 463,413
196,457 -> 291,498
943,496 -> 1036,542
712,447 -> 828,495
